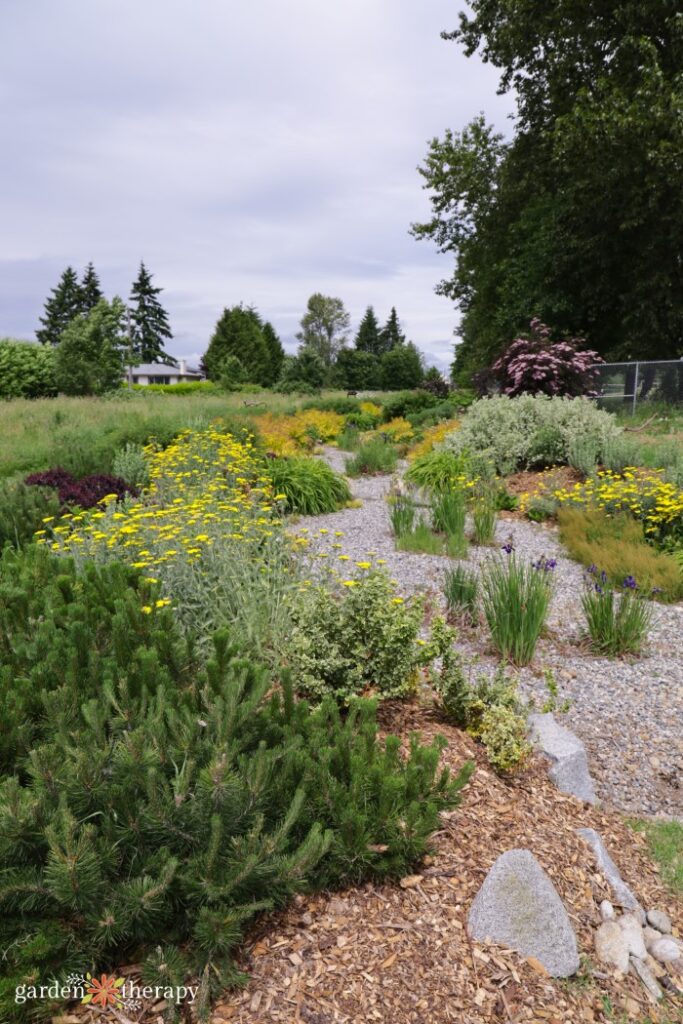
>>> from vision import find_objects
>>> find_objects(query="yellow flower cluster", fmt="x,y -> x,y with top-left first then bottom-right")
359,401 -> 382,419
379,417 -> 414,442
553,468 -> 683,538
407,419 -> 460,461
37,428 -> 281,570
254,409 -> 346,454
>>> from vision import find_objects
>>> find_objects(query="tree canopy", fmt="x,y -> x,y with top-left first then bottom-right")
36,267 -> 83,347
414,0 -> 683,382
129,261 -> 174,365
54,297 -> 128,395
203,305 -> 271,384
296,294 -> 350,367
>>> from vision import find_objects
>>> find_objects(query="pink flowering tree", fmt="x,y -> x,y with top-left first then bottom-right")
492,319 -> 603,398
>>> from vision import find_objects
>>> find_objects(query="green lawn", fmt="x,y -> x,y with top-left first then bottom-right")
630,818 -> 683,894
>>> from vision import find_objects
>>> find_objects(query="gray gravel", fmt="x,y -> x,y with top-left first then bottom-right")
295,448 -> 683,819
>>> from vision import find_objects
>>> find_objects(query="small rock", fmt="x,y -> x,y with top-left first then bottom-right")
618,913 -> 647,959
600,899 -> 615,921
630,955 -> 663,1002
649,937 -> 682,964
644,926 -> 662,950
528,713 -> 597,804
594,920 -> 630,974
468,849 -> 579,977
576,828 -> 644,920
646,909 -> 672,934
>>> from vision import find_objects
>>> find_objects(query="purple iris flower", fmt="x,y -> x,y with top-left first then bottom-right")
622,575 -> 638,590
502,542 -> 514,554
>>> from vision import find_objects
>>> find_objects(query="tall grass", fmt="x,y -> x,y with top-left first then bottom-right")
432,488 -> 467,557
481,552 -> 553,665
444,564 -> 479,623
472,486 -> 498,545
581,573 -> 653,656
558,508 -> 682,601
345,436 -> 398,476
267,457 -> 351,515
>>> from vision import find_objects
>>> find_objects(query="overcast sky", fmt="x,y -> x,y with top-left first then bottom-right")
0,1 -> 512,369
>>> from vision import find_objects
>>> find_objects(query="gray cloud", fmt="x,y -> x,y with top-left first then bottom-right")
0,0 -> 512,370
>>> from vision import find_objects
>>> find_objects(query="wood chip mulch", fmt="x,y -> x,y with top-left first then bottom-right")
215,703 -> 683,1024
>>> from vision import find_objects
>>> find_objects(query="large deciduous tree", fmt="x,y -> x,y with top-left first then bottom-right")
296,294 -> 350,367
54,297 -> 128,395
413,1 -> 683,383
129,261 -> 175,365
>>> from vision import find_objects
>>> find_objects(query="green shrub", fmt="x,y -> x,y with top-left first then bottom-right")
266,457 -> 351,515
300,395 -> 362,416
558,508 -> 682,601
568,435 -> 600,477
0,614 -> 471,1021
381,390 -> 438,421
286,570 -> 426,703
0,339 -> 56,399
133,380 -> 220,395
111,441 -> 150,489
0,481 -> 60,550
600,435 -> 641,474
405,449 -> 470,492
407,399 -> 459,428
581,571 -> 653,656
480,550 -> 554,665
345,436 -> 398,476
337,425 -> 362,451
444,564 -> 479,622
441,395 -> 621,475
478,704 -> 532,774
527,494 -> 558,522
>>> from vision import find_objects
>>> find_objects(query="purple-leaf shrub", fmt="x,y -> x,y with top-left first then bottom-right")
492,319 -> 603,398
25,469 -> 136,509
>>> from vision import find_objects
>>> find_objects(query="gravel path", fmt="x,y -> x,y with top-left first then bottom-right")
296,448 -> 683,819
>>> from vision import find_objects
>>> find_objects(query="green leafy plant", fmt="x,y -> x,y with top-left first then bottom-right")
527,495 -> 557,522
0,481 -> 60,550
285,569 -> 426,703
266,456 -> 351,514
345,436 -> 398,476
405,449 -> 470,492
444,564 -> 479,623
480,549 -> 554,665
568,435 -> 600,477
581,569 -> 653,656
111,441 -> 151,489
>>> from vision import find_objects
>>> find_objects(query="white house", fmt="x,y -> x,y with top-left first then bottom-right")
127,359 -> 203,385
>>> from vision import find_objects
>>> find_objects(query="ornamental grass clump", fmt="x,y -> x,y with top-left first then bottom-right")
389,492 -> 417,538
480,546 -> 554,665
345,435 -> 398,476
472,484 -> 498,545
266,456 -> 351,515
581,567 -> 654,657
444,564 -> 479,623
431,487 -> 467,557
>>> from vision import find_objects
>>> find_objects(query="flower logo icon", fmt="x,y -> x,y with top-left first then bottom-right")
82,973 -> 125,1009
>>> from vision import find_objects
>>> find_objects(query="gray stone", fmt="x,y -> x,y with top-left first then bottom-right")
528,713 -> 597,804
649,937 -> 682,964
646,909 -> 672,934
618,913 -> 647,959
594,920 -> 630,973
644,926 -> 662,950
576,828 -> 644,920
600,899 -> 615,921
630,955 -> 663,1002
467,849 -> 579,977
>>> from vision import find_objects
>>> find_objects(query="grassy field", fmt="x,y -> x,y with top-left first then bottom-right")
630,819 -> 683,895
0,389 -> 375,479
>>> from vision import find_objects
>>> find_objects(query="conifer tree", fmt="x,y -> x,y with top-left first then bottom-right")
36,266 -> 82,346
354,306 -> 381,355
79,262 -> 103,313
203,305 -> 270,384
262,321 -> 285,385
129,261 -> 175,364
378,307 -> 406,353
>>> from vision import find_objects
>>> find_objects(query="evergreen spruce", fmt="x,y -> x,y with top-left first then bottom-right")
203,305 -> 270,384
354,306 -> 381,355
36,266 -> 82,346
262,321 -> 285,385
129,261 -> 175,365
79,262 -> 103,313
378,307 -> 406,353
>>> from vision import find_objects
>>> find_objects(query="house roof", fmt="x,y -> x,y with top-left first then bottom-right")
131,363 -> 201,375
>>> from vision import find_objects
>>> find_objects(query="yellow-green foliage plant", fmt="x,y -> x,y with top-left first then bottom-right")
558,508 -> 682,602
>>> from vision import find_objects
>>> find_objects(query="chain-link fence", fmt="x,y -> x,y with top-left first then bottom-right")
592,359 -> 683,413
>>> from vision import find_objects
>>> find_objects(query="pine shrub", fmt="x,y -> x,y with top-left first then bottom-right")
0,481 -> 60,549
0,551 -> 471,1021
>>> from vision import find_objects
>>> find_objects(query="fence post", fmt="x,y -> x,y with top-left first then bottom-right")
632,361 -> 639,416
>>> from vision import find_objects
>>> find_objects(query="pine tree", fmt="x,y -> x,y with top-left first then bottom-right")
262,321 -> 285,386
354,306 -> 381,355
36,266 -> 82,346
129,261 -> 175,364
203,305 -> 270,384
79,262 -> 103,313
378,307 -> 406,353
